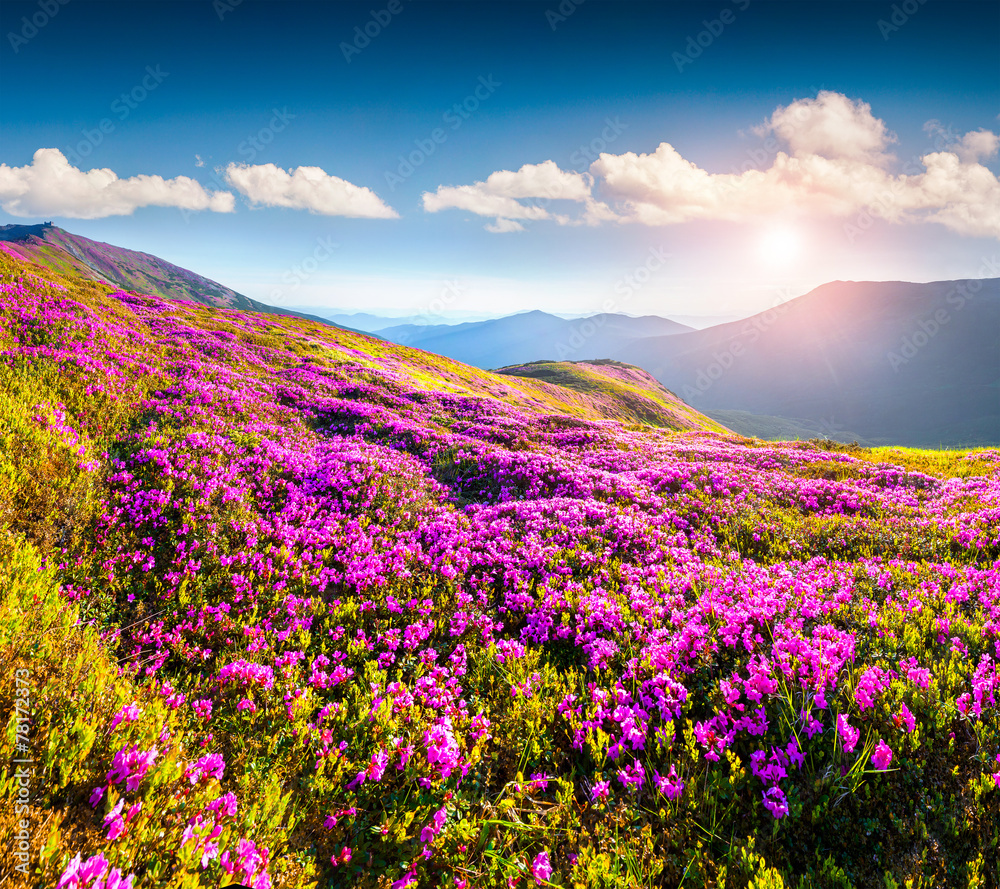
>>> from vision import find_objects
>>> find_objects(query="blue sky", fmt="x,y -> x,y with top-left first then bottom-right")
1,0 -> 998,321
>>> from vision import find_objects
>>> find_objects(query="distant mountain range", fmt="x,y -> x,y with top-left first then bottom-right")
378,311 -> 693,368
3,223 -> 995,446
310,311 -> 508,332
0,223 -> 324,323
616,278 -> 1000,447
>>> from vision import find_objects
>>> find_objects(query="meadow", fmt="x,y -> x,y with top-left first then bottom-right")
0,250 -> 997,888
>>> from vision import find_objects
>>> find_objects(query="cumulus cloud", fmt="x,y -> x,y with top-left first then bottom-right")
754,91 -> 896,164
224,162 -> 398,218
0,148 -> 235,219
425,92 -> 1000,239
423,160 -> 592,231
593,91 -> 1000,238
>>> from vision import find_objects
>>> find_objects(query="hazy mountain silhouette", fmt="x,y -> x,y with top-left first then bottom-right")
616,278 -> 1000,447
379,311 -> 693,369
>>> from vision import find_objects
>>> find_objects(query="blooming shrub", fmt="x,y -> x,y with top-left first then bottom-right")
0,251 -> 998,887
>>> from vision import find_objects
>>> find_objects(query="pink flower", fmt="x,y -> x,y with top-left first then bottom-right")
762,786 -> 789,819
89,786 -> 105,808
367,749 -> 389,782
108,702 -> 141,734
104,799 -> 126,840
186,752 -> 225,784
420,806 -> 448,844
899,703 -> 916,733
200,840 -> 220,868
392,868 -> 417,889
532,850 -> 552,884
837,714 -> 859,753
653,765 -> 684,801
58,853 -> 135,889
106,744 -> 158,792
871,739 -> 893,770
591,779 -> 610,802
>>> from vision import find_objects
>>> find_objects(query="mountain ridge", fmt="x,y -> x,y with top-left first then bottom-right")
0,222 -> 329,324
618,276 -> 1000,447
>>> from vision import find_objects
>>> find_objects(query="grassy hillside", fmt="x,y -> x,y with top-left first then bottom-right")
0,224 -> 323,323
1,252 -> 998,889
497,359 -> 728,433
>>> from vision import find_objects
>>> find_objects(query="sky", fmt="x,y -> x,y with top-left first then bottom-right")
1,0 -> 998,323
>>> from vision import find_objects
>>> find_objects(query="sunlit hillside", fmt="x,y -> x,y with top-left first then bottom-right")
1,252 -> 998,889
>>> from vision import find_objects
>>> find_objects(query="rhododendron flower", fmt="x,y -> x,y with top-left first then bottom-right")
392,868 -> 417,889
58,853 -> 134,889
207,791 -> 238,818
899,703 -> 916,733
653,766 -> 684,800
424,719 -> 461,778
200,840 -> 220,868
106,745 -> 158,792
103,799 -> 126,840
871,739 -> 893,770
368,749 -> 389,781
108,702 -> 141,734
420,806 -> 448,844
837,714 -> 859,753
186,752 -> 225,784
591,779 -> 610,802
762,786 -> 789,819
532,851 -> 552,884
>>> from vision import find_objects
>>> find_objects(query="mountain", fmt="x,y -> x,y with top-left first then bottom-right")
379,310 -> 693,369
310,311 -> 431,332
616,278 -> 1000,448
0,222 -> 322,321
310,310 -> 505,332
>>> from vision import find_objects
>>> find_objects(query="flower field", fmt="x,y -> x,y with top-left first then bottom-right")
1,250 -> 998,888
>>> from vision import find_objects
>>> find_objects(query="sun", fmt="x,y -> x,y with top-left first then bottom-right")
757,226 -> 802,265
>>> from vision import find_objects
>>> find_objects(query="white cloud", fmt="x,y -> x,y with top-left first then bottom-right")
425,93 -> 1000,239
755,91 -> 896,164
484,217 -> 525,233
943,128 -> 997,164
423,186 -> 551,220
224,162 -> 398,218
195,154 -> 205,168
477,160 -> 591,200
592,93 -> 1000,238
0,148 -> 235,219
423,160 -> 592,231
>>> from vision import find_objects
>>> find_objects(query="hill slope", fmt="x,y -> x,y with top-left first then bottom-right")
0,222 -> 319,320
618,278 -> 1000,447
497,359 -> 727,432
2,252 -> 999,889
380,310 -> 693,368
